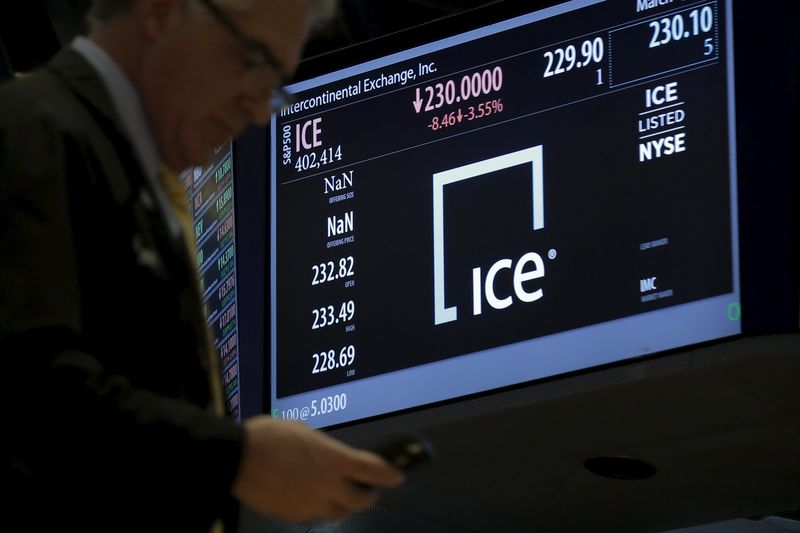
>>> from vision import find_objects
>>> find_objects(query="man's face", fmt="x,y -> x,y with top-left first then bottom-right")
139,0 -> 313,170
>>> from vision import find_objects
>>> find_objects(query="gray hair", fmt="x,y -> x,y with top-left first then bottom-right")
310,0 -> 338,28
89,0 -> 338,27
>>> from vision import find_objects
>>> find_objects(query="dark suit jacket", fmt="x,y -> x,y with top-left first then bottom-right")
0,48 -> 243,530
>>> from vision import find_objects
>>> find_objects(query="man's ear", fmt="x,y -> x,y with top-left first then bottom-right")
138,0 -> 185,40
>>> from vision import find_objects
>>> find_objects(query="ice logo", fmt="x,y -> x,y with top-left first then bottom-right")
433,146 -> 545,325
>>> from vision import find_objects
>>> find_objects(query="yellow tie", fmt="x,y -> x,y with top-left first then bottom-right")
158,165 -> 226,418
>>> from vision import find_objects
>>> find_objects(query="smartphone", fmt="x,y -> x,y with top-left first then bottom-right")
373,435 -> 434,472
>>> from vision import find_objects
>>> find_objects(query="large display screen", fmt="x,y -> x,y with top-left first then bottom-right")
269,0 -> 741,428
182,142 -> 241,419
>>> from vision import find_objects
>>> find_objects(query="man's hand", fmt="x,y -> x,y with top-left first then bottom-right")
231,417 -> 405,522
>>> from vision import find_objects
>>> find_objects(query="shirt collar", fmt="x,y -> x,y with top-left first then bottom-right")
70,36 -> 161,183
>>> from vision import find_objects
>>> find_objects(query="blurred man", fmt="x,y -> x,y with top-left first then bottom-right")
0,0 -> 403,530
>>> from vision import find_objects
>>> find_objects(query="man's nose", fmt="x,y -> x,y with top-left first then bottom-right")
237,93 -> 272,126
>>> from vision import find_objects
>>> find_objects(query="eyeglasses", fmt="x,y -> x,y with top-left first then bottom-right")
195,0 -> 296,113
